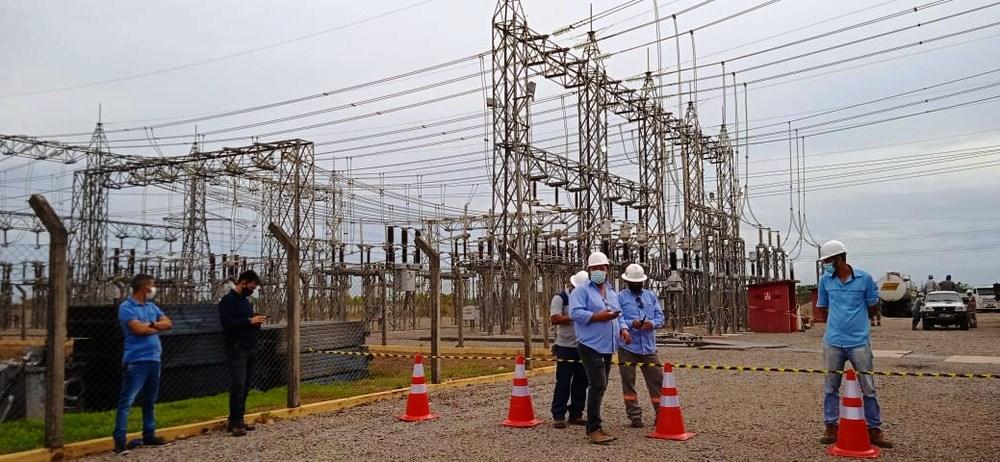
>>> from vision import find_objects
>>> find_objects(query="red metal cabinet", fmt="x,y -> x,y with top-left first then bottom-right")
748,280 -> 797,333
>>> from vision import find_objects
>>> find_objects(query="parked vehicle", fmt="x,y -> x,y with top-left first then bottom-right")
920,291 -> 971,330
973,286 -> 997,312
877,272 -> 918,317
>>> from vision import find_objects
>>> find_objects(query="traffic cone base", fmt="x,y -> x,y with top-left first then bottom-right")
826,370 -> 879,459
398,354 -> 438,422
646,363 -> 696,441
501,355 -> 543,428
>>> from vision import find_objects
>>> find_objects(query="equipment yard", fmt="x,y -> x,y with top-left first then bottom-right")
75,315 -> 1000,462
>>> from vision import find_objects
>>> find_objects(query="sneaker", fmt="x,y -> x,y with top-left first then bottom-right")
819,424 -> 838,444
231,426 -> 247,437
567,416 -> 587,426
630,418 -> 644,428
553,419 -> 567,429
113,439 -> 130,455
142,435 -> 168,446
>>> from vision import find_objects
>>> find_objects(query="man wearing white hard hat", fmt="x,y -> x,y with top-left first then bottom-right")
816,240 -> 893,449
549,270 -> 590,429
617,263 -> 665,428
570,251 -> 631,445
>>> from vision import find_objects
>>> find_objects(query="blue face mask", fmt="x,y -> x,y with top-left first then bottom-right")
822,263 -> 835,276
590,270 -> 606,285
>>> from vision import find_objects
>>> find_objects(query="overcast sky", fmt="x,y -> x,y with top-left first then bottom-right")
2,0 -> 999,286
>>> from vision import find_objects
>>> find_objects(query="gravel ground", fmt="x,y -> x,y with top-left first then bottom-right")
81,316 -> 1000,462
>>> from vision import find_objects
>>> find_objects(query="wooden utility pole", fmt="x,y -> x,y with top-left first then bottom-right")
414,236 -> 441,383
267,223 -> 300,408
29,195 -> 67,449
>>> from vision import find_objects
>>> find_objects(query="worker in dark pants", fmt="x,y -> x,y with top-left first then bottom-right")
219,270 -> 266,436
550,271 -> 590,429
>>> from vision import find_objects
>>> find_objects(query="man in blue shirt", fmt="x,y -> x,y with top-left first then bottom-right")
617,263 -> 665,428
113,274 -> 173,455
570,251 -> 631,445
816,240 -> 892,449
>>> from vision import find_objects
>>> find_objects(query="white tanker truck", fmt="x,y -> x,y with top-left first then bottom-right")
877,272 -> 919,317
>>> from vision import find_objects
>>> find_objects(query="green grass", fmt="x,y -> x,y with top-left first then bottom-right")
0,359 -> 509,455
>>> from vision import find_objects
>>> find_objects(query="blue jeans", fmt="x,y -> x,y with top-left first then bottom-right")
823,344 -> 881,429
113,361 -> 161,442
551,345 -> 587,420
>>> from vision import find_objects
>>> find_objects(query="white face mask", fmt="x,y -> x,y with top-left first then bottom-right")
148,286 -> 158,299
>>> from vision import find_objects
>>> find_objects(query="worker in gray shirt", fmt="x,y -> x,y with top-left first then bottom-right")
550,270 -> 590,429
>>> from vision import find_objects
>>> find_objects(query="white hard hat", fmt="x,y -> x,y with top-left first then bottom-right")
569,271 -> 589,288
966,289 -> 973,295
587,251 -> 610,268
621,263 -> 648,283
819,240 -> 847,261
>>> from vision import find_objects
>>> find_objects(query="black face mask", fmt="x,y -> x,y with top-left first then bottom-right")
240,287 -> 254,298
628,283 -> 643,294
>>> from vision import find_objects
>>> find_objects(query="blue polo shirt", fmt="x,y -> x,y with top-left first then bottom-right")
569,281 -> 626,354
817,267 -> 878,348
618,288 -> 665,355
118,296 -> 165,363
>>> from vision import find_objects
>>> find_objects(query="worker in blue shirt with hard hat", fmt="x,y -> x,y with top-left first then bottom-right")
816,240 -> 893,449
570,251 -> 631,445
617,263 -> 665,429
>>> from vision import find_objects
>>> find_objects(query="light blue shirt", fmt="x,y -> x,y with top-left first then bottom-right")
618,288 -> 665,355
817,267 -> 878,348
570,281 -> 626,354
118,296 -> 165,363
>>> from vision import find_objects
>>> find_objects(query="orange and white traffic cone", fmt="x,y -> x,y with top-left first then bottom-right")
647,362 -> 696,441
827,369 -> 879,458
398,354 -> 439,422
501,355 -> 543,427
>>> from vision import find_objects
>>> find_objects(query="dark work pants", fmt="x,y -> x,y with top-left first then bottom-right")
577,344 -> 612,434
912,305 -> 921,329
551,345 -> 588,421
226,346 -> 257,429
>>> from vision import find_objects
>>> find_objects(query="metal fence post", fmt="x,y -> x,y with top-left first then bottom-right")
28,194 -> 67,449
413,236 -> 440,384
267,223 -> 300,408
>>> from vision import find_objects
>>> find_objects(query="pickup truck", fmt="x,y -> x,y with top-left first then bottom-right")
920,291 -> 972,330
973,286 -> 998,312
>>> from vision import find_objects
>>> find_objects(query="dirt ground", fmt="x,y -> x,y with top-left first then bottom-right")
79,314 -> 1000,461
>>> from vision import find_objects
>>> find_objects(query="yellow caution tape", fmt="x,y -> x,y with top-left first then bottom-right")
304,348 -> 997,380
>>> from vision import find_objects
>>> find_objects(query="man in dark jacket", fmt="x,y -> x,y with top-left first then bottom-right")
219,270 -> 266,436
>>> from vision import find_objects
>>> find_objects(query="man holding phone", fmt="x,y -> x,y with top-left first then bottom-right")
219,270 -> 266,436
570,251 -> 631,445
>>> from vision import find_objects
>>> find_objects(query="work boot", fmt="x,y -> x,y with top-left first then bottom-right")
553,419 -> 567,429
567,415 -> 587,426
630,418 -> 644,428
868,428 -> 894,448
820,424 -> 838,444
113,440 -> 130,455
588,429 -> 616,444
142,435 -> 168,446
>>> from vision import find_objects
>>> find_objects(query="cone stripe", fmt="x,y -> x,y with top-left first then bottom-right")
511,385 -> 530,397
839,405 -> 864,421
842,396 -> 862,407
513,377 -> 528,386
661,387 -> 678,397
413,363 -> 425,376
660,395 -> 680,408
515,363 -> 526,377
412,376 -> 426,385
845,379 -> 861,397
662,373 -> 676,389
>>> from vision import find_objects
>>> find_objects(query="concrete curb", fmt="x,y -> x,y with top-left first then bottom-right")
0,366 -> 556,462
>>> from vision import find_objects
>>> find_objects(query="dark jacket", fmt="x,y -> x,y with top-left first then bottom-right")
219,289 -> 259,350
